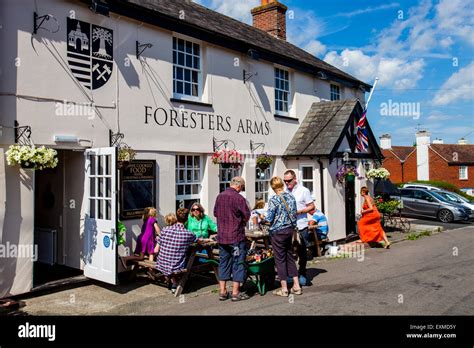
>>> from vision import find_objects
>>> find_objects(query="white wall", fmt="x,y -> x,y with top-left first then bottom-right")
0,0 -> 369,293
0,147 -> 35,298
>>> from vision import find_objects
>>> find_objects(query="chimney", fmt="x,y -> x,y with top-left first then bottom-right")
433,138 -> 444,144
251,0 -> 288,40
416,130 -> 431,181
379,134 -> 392,149
458,138 -> 468,145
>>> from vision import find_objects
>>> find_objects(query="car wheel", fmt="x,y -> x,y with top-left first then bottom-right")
438,209 -> 454,223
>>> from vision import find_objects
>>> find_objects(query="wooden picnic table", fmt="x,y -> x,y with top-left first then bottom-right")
245,228 -> 271,249
121,240 -> 219,297
174,240 -> 219,296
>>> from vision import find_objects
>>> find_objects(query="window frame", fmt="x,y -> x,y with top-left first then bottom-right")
330,83 -> 341,101
172,35 -> 203,102
299,163 -> 315,197
459,166 -> 468,180
255,164 -> 273,202
274,66 -> 291,116
219,165 -> 242,193
176,154 -> 202,205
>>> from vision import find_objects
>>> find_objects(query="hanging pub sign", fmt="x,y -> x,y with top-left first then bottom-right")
120,160 -> 156,220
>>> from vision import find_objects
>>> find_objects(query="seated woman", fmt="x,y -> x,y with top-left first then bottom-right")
187,202 -> 217,239
155,208 -> 204,293
357,186 -> 391,249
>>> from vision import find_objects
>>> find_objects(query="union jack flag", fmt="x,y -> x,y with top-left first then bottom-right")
356,109 -> 369,152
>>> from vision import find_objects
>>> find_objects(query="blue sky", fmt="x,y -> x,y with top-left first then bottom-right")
194,0 -> 473,146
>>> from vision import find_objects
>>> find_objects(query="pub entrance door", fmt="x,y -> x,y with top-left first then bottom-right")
83,147 -> 118,285
345,167 -> 357,237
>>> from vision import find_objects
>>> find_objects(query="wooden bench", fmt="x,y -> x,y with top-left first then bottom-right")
120,241 -> 219,297
307,225 -> 329,257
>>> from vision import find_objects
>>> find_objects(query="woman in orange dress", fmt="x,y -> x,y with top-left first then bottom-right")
357,186 -> 391,248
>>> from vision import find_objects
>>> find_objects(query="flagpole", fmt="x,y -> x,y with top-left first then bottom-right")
365,77 -> 379,109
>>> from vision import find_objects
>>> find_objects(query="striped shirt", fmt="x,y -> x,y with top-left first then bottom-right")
156,223 -> 197,276
311,210 -> 328,238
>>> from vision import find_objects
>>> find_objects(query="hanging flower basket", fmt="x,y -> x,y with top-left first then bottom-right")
366,167 -> 390,180
336,165 -> 362,184
212,149 -> 244,168
5,145 -> 58,170
256,153 -> 273,171
117,146 -> 136,169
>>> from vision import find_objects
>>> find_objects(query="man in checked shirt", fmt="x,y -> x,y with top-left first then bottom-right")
214,177 -> 251,302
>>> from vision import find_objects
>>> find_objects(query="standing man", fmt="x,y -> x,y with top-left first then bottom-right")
214,177 -> 251,301
283,170 -> 315,286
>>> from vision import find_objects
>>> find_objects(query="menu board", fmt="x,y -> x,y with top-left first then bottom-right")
120,160 -> 156,220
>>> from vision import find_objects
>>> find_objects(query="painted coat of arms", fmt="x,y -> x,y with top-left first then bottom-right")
67,18 -> 113,90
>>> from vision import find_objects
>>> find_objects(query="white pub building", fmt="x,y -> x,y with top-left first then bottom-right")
0,0 -> 383,296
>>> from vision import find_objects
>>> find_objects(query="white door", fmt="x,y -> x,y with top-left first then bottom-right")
83,147 -> 118,285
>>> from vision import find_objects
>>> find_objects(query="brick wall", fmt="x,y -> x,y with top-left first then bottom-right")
251,2 -> 287,40
382,149 -> 417,184
429,148 -> 474,189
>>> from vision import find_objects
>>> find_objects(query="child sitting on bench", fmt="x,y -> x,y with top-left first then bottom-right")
135,207 -> 161,261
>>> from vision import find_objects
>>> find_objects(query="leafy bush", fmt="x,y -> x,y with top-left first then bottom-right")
374,196 -> 400,214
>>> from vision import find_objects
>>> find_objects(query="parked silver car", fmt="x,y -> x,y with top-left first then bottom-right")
402,183 -> 441,191
397,188 -> 471,223
435,190 -> 474,219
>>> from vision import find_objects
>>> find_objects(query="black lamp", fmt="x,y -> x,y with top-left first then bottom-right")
90,0 -> 109,16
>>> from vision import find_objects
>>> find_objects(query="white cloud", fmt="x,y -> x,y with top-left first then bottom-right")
324,49 -> 425,88
333,2 -> 400,18
287,10 -> 327,57
432,61 -> 474,105
435,0 -> 474,46
193,0 -> 259,24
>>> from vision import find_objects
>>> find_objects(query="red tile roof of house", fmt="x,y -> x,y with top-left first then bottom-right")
430,144 -> 474,164
382,146 -> 416,162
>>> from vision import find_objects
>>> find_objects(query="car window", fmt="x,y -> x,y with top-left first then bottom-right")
431,192 -> 449,202
414,190 -> 434,201
401,189 -> 414,198
443,193 -> 460,203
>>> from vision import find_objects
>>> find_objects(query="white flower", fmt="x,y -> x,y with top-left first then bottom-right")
366,167 -> 390,180
5,145 -> 58,170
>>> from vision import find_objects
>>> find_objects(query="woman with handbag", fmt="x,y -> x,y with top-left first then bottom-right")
262,176 -> 302,297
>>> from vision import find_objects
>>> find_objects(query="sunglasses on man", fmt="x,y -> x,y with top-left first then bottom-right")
283,177 -> 295,184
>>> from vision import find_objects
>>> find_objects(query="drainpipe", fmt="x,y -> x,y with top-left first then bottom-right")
401,159 -> 405,183
317,158 -> 325,214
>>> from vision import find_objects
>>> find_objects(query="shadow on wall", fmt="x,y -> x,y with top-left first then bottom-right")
81,214 -> 98,266
116,35 -> 140,88
0,165 -> 24,298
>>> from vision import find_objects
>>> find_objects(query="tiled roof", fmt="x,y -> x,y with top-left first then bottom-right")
430,144 -> 474,164
284,99 -> 359,156
383,146 -> 416,161
117,0 -> 371,89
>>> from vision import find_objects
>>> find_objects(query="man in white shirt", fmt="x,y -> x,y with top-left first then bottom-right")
283,170 -> 315,285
